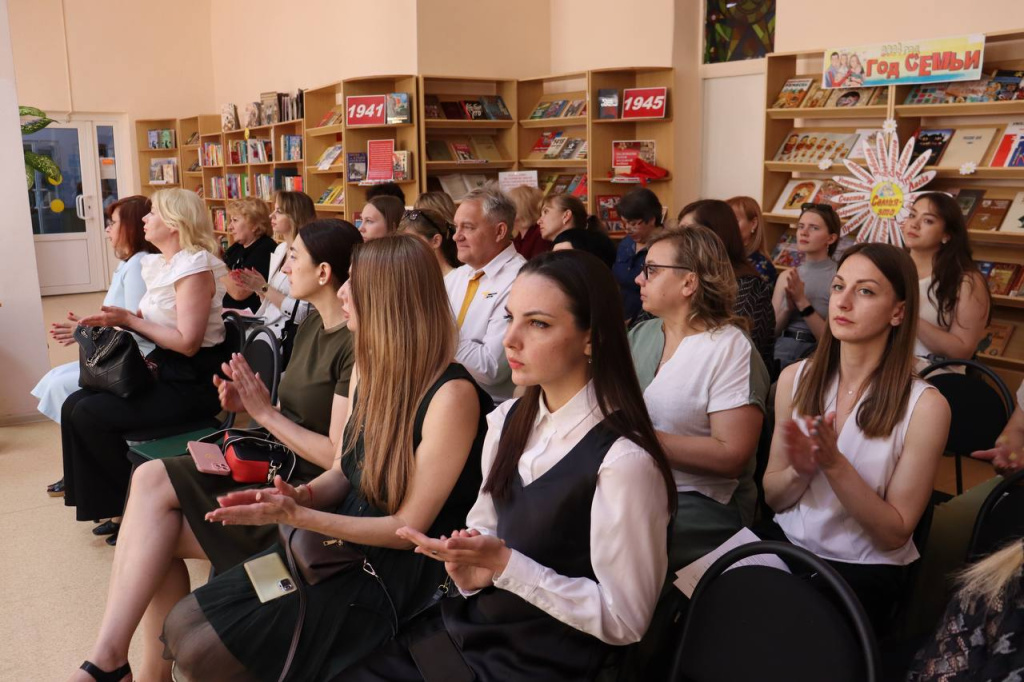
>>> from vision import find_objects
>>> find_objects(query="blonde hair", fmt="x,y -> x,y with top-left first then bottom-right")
226,197 -> 272,239
648,226 -> 746,331
958,540 -> 1023,608
347,234 -> 456,514
507,185 -> 543,228
414,191 -> 457,224
727,195 -> 767,258
151,188 -> 218,254
272,191 -> 316,242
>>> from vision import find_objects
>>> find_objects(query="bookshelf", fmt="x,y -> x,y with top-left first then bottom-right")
134,118 -> 181,197
304,80 -> 346,217
762,30 -> 1024,386
273,117 -> 305,202
178,116 -> 203,199
418,75 -> 518,202
342,74 -> 420,217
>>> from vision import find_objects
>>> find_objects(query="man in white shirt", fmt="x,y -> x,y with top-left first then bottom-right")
446,184 -> 526,403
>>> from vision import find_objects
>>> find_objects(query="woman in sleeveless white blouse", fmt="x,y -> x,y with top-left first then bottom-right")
763,242 -> 949,630
901,192 -> 989,371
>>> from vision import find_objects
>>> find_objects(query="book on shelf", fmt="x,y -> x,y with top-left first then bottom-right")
224,173 -> 249,199
221,104 -> 239,132
315,106 -> 344,128
253,173 -> 275,201
425,139 -> 455,161
868,88 -> 888,106
260,91 -> 279,125
1010,268 -> 1024,297
991,70 -> 1024,101
943,78 -> 992,104
574,140 -> 588,160
940,128 -> 998,168
800,81 -> 831,109
951,188 -> 986,223
212,208 -> 226,232
437,173 -> 489,202
771,232 -> 805,268
847,128 -> 882,161
201,141 -> 224,167
274,168 -> 302,192
187,160 -> 201,172
544,137 -> 569,160
771,78 -> 814,109
316,179 -> 346,206
469,135 -> 503,161
148,158 -> 178,184
612,140 -> 656,175
387,93 -> 412,124
563,99 -> 587,118
249,138 -> 273,163
209,176 -> 225,199
903,70 -> 1024,105
968,198 -> 1012,231
227,140 -> 248,165
904,84 -> 949,105
558,138 -> 584,160
825,88 -> 872,108
1000,192 -> 1024,234
442,101 -> 469,120
194,185 -> 204,198
910,128 -> 954,165
278,135 -> 303,161
567,173 -> 588,201
480,95 -> 512,120
424,95 -> 444,120
597,195 -> 624,232
274,90 -> 304,122
528,131 -> 563,159
184,131 -> 200,146
243,102 -> 261,129
774,130 -> 859,164
347,152 -> 368,182
549,173 -> 576,196
462,99 -> 486,121
597,89 -> 619,119
542,100 -> 568,119
978,322 -> 1015,357
529,100 -> 552,119
772,179 -> 823,216
315,144 -> 345,170
811,180 -> 846,208
147,128 -> 176,149
986,262 -> 1020,296
990,122 -> 1024,168
449,138 -> 475,162
393,150 -> 413,181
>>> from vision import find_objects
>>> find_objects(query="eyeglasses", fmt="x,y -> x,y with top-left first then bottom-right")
404,209 -> 450,236
801,203 -> 837,214
641,263 -> 690,280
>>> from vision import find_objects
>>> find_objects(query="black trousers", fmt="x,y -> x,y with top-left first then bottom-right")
61,381 -> 220,521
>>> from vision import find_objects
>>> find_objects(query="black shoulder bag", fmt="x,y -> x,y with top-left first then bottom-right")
75,325 -> 154,399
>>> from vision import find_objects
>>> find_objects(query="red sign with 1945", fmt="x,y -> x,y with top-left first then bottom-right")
621,87 -> 668,120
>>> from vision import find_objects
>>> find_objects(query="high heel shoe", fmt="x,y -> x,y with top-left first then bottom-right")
79,660 -> 131,681
46,478 -> 65,497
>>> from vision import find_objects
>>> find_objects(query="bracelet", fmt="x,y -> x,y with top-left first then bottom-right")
304,482 -> 315,507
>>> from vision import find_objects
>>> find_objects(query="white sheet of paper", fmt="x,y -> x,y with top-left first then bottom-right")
673,527 -> 791,598
498,170 -> 539,192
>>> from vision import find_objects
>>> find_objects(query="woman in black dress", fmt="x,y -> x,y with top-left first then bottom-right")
159,234 -> 492,682
348,250 -> 676,682
220,197 -> 277,312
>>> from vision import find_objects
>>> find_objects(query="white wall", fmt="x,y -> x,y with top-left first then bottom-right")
701,72 -> 765,202
0,0 -> 52,423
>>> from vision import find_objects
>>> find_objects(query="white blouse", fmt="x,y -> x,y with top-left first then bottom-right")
106,251 -> 155,355
253,241 -> 310,336
139,249 -> 227,348
774,360 -> 933,566
464,383 -> 670,645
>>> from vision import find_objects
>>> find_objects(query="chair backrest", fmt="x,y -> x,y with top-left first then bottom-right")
221,311 -> 246,355
671,541 -> 880,682
967,468 -> 1024,562
921,359 -> 1013,456
242,325 -> 282,405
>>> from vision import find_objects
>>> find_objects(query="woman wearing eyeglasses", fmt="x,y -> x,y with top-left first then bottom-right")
401,207 -> 460,277
772,203 -> 842,371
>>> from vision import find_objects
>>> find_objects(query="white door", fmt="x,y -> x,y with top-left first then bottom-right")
24,120 -> 109,295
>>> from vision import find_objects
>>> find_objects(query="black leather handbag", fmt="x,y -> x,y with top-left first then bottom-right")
74,325 -> 153,399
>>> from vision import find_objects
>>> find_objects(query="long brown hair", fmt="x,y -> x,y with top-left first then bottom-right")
679,199 -> 758,278
346,234 -> 456,513
727,195 -> 767,258
482,250 -> 676,513
106,195 -> 157,259
915,192 -> 989,328
273,190 -> 315,241
648,226 -> 747,331
793,242 -> 919,438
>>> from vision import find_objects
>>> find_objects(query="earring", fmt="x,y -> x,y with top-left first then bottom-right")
319,279 -> 326,285
941,239 -> 949,244
587,356 -> 592,365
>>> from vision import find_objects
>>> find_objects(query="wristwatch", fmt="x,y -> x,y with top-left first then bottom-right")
798,304 -> 815,317
260,284 -> 269,295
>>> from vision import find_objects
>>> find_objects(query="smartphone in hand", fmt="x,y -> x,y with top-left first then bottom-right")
187,440 -> 231,476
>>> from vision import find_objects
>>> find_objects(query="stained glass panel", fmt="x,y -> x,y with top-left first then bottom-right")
704,0 -> 776,64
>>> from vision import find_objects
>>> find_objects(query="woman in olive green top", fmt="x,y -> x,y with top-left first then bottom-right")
70,220 -> 361,682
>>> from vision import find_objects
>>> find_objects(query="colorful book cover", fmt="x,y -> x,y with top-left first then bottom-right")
811,180 -> 846,208
904,84 -> 948,105
597,89 -> 619,119
979,322 -> 1015,356
597,195 -> 623,232
346,152 -> 367,182
366,139 -> 395,182
771,78 -> 814,109
990,122 -> 1024,167
558,138 -> 583,160
528,131 -> 562,159
772,179 -> 823,215
969,199 -> 1012,231
563,99 -> 587,118
611,140 -> 656,174
943,78 -> 992,104
991,69 -> 1024,101
479,95 -> 512,120
462,100 -> 486,121
999,192 -> 1024,234
147,130 -> 159,149
771,232 -> 806,268
450,140 -> 476,162
910,128 -> 954,165
529,100 -> 552,119
941,127 -> 998,168
988,262 -> 1020,295
825,88 -> 871,108
867,87 -> 889,106
573,139 -> 588,160
424,95 -> 444,120
544,137 -> 569,159
542,99 -> 568,119
392,150 -> 412,181
801,82 -> 832,108
386,93 -> 411,124
774,131 -> 802,161
954,188 -> 987,223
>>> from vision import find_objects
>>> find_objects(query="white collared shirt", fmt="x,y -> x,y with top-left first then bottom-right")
445,243 -> 525,403
464,382 -> 671,645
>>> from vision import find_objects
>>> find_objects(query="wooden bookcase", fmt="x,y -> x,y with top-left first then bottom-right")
273,117 -> 305,202
762,30 -> 1024,386
342,74 -> 419,218
418,75 -> 518,202
304,80 -> 346,218
134,118 -> 181,197
178,115 -> 203,197
197,116 -> 226,245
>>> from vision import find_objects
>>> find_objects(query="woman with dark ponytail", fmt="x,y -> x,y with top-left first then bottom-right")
349,250 -> 675,681
539,194 -> 617,267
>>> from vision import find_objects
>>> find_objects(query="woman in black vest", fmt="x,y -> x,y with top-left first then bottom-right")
347,250 -> 676,682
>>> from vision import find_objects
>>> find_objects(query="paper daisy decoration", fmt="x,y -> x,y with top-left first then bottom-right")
818,158 -> 834,170
882,118 -> 898,135
959,161 -> 977,176
833,131 -> 936,246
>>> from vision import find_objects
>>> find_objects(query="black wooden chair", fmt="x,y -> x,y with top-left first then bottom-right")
670,541 -> 880,682
967,468 -> 1024,562
920,359 -> 1013,495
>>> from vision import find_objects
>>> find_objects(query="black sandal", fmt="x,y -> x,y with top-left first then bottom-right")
46,478 -> 65,497
79,660 -> 131,681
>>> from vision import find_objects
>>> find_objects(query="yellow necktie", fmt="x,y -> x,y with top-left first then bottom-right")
457,271 -> 484,329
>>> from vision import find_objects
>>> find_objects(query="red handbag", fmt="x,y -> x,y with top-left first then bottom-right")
199,429 -> 295,484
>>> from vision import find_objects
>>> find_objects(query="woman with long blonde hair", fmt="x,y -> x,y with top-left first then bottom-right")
159,234 -> 493,682
762,243 -> 949,631
60,188 -> 230,548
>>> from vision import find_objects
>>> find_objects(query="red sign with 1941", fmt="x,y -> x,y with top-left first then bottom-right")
621,87 -> 668,120
346,95 -> 387,126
